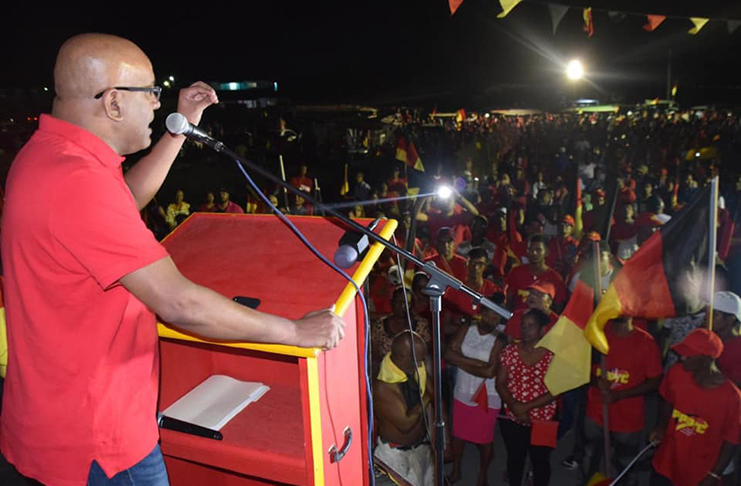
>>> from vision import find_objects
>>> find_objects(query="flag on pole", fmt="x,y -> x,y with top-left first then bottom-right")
643,15 -> 666,32
395,136 -> 424,172
688,18 -> 710,35
497,0 -> 523,18
548,4 -> 569,35
574,178 -> 584,240
449,0 -> 465,16
583,7 -> 594,37
538,277 -> 595,395
584,185 -> 712,354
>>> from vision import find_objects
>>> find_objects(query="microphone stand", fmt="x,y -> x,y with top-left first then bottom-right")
184,128 -> 512,486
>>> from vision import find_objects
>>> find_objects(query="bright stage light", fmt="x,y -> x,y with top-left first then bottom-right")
437,185 -> 453,200
566,60 -> 584,81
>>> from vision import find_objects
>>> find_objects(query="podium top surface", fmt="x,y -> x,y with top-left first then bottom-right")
157,213 -> 397,357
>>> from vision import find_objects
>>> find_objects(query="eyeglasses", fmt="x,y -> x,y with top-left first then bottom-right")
94,86 -> 162,101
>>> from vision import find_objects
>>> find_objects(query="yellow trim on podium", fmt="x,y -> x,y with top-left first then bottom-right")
306,357 -> 324,485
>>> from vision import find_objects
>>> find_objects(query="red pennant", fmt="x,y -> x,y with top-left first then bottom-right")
449,0 -> 465,15
472,382 -> 488,411
643,15 -> 666,32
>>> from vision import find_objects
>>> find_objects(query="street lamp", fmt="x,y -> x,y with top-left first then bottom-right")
566,59 -> 584,81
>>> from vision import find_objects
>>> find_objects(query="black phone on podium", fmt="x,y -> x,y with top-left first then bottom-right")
233,296 -> 261,309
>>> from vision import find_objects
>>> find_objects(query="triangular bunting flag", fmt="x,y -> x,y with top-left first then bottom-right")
548,4 -> 569,35
497,0 -> 523,18
688,17 -> 710,35
643,15 -> 666,32
607,11 -> 626,23
728,20 -> 741,34
583,7 -> 594,38
449,0 -> 465,16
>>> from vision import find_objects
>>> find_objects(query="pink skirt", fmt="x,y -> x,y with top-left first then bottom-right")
452,399 -> 499,444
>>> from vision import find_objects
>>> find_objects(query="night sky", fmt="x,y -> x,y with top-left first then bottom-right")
2,1 -> 741,108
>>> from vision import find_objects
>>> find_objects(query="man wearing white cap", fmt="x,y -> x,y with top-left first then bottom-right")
711,291 -> 741,387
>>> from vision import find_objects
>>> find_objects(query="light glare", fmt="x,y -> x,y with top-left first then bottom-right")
437,185 -> 453,200
566,60 -> 584,80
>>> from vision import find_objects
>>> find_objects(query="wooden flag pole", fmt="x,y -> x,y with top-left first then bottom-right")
279,155 -> 290,210
707,176 -> 720,331
592,241 -> 613,478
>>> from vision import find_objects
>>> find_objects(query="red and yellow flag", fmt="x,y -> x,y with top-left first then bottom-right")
538,278 -> 595,395
583,8 -> 594,37
585,185 -> 711,354
395,136 -> 424,172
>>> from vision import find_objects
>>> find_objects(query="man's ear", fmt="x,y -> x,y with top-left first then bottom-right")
103,90 -> 124,122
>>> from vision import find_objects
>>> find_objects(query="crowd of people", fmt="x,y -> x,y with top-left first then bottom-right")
347,109 -> 741,486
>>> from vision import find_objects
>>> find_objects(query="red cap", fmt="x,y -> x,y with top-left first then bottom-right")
594,189 -> 606,198
671,329 -> 724,358
561,215 -> 575,226
528,281 -> 556,299
583,231 -> 601,242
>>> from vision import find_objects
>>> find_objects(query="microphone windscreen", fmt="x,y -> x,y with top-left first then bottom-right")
166,113 -> 189,135
334,245 -> 359,269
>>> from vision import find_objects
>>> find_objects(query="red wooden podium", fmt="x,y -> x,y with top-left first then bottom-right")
156,213 -> 395,486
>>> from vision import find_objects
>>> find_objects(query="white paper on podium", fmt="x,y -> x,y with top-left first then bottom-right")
163,375 -> 270,431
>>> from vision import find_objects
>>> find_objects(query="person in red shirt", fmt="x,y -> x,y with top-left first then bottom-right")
488,208 -> 523,278
445,248 -> 502,323
387,166 -> 407,195
216,187 -> 245,213
504,282 -> 559,341
289,163 -> 312,194
547,215 -> 578,278
418,190 -> 479,249
581,317 -> 662,486
0,34 -> 345,486
650,329 -> 741,486
505,235 -> 567,312
424,227 -> 468,282
710,291 -> 741,388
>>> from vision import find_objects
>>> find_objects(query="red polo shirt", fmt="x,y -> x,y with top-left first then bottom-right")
586,326 -> 662,432
0,115 -> 170,486
652,364 -> 741,486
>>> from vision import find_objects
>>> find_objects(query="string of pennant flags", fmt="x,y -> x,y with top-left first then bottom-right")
449,0 -> 741,36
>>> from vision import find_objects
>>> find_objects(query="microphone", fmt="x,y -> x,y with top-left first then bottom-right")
165,113 -> 225,152
334,218 -> 381,269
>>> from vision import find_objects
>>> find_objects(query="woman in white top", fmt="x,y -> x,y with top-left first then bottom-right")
443,292 -> 506,486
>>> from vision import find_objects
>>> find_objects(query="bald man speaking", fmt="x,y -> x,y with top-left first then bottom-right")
0,34 -> 345,486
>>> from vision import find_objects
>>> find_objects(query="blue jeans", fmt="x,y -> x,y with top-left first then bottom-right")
87,444 -> 170,486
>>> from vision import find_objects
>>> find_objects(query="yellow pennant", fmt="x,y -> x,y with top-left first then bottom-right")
497,0 -> 523,18
688,18 -> 709,35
